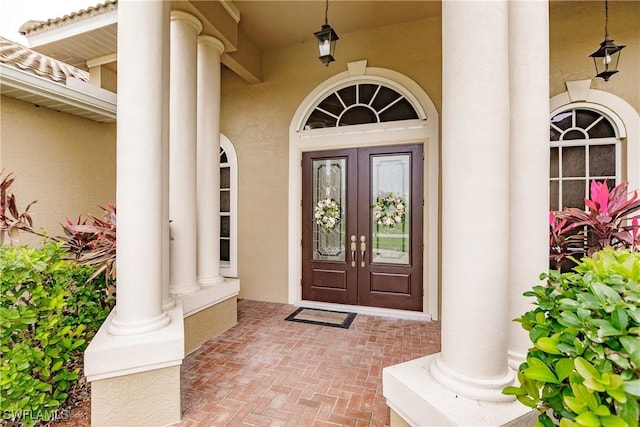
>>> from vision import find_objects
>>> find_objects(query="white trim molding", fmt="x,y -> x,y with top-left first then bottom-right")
288,60 -> 440,319
0,64 -> 116,122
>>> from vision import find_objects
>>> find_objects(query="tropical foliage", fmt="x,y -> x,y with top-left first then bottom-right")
0,243 -> 114,426
550,181 -> 640,270
0,170 -> 36,246
59,204 -> 117,283
504,249 -> 640,427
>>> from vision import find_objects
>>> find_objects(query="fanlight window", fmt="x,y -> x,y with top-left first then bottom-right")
304,83 -> 419,130
549,108 -> 619,211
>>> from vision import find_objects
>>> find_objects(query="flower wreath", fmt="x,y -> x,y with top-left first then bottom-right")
314,198 -> 341,230
373,194 -> 406,227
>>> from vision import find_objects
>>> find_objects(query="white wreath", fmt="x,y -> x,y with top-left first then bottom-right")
373,194 -> 406,227
314,198 -> 341,230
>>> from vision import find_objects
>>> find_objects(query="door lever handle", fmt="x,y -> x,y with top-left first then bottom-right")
350,235 -> 357,267
360,235 -> 366,267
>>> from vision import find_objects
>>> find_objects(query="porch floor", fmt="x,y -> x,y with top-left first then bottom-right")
175,299 -> 441,427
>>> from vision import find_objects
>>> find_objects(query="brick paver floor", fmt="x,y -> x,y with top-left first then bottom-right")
175,299 -> 441,427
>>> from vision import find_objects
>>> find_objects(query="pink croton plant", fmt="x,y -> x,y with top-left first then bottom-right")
550,180 -> 640,269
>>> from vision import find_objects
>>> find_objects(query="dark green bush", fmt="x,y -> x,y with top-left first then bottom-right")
504,248 -> 640,427
0,242 -> 114,426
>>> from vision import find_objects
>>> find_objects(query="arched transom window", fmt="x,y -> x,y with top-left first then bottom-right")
303,83 -> 419,130
549,108 -> 620,211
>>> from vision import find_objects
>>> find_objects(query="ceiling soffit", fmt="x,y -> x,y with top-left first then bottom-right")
17,1 -> 441,84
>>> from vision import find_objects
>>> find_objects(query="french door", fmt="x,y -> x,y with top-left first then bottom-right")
301,144 -> 423,311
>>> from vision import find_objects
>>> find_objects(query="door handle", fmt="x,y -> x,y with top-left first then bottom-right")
360,235 -> 366,267
350,235 -> 357,267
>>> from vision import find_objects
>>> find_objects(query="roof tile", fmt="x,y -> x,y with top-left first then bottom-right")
19,0 -> 118,36
0,36 -> 89,84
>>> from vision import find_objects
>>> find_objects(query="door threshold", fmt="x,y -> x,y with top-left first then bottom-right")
296,300 -> 433,321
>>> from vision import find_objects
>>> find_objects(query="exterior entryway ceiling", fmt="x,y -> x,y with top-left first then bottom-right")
288,61 -> 439,319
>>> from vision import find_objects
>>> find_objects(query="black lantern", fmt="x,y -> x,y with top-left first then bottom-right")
589,0 -> 625,81
314,0 -> 339,66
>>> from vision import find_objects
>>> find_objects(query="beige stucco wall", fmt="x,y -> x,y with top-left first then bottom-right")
91,365 -> 181,426
0,96 -> 116,245
550,0 -> 639,111
184,296 -> 238,354
221,16 -> 442,303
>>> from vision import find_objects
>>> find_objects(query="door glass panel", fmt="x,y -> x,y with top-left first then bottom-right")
371,154 -> 410,265
312,158 -> 346,261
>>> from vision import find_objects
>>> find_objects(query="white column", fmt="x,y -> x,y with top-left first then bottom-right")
197,35 -> 226,286
110,0 -> 170,335
161,1 -> 174,310
508,0 -> 550,368
433,0 -> 513,401
169,11 -> 202,295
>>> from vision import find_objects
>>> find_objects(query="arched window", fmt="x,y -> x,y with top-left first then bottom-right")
549,108 -> 621,210
303,83 -> 419,130
219,135 -> 238,278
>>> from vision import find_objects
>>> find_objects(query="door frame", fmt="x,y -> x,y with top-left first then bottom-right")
287,61 -> 440,319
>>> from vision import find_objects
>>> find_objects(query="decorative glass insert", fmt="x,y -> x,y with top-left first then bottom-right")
303,83 -> 419,130
549,108 -> 618,210
312,158 -> 346,261
371,154 -> 410,265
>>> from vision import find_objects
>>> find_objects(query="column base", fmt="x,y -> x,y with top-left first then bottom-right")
430,354 -> 515,402
169,281 -> 201,295
508,349 -> 527,371
108,310 -> 171,336
198,274 -> 226,287
383,354 -> 532,426
85,302 -> 184,381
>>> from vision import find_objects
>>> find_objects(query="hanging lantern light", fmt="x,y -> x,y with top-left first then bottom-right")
589,0 -> 625,81
314,0 -> 339,66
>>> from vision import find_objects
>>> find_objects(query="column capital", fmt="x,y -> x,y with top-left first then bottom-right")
170,10 -> 202,34
198,35 -> 225,55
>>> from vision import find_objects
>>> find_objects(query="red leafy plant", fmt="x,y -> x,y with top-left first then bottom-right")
59,204 -> 117,282
0,170 -> 36,245
550,180 -> 640,269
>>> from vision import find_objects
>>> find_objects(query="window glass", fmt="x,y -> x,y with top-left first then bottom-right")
549,108 -> 619,210
219,139 -> 237,277
339,106 -> 377,126
318,93 -> 344,116
303,83 -> 419,130
562,146 -> 585,177
550,147 -> 559,178
589,145 -> 616,177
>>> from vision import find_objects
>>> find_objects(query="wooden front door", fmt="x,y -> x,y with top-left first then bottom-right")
302,144 -> 423,311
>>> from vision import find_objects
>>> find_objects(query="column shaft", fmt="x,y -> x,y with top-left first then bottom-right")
110,0 -> 170,335
435,0 -> 513,400
508,0 -> 550,368
196,36 -> 226,286
161,0 -> 174,310
169,11 -> 202,295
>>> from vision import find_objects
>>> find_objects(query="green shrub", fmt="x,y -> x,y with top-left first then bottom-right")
0,242 -> 114,426
504,248 -> 640,427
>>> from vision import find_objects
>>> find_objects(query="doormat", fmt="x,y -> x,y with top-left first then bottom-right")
285,307 -> 357,329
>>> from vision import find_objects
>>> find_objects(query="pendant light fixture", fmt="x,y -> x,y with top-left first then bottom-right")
314,0 -> 339,66
589,0 -> 625,81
